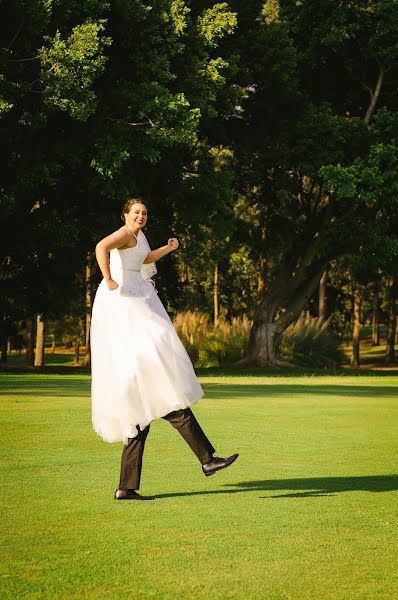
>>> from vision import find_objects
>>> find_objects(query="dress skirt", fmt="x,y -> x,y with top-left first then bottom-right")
91,268 -> 203,444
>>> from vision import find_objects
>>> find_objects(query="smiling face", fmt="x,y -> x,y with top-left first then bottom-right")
124,202 -> 148,231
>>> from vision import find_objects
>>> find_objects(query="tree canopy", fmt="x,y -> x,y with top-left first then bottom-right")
1,0 -> 398,366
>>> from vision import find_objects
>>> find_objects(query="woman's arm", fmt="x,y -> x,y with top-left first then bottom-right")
143,237 -> 179,264
95,228 -> 131,289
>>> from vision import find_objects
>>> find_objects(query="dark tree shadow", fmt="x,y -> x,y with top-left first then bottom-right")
202,383 -> 398,400
154,475 -> 398,499
0,378 -> 90,397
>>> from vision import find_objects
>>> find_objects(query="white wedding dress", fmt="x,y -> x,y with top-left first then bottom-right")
91,231 -> 203,444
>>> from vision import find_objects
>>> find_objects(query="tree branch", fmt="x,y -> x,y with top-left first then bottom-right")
7,23 -> 23,49
275,260 -> 328,333
9,56 -> 39,62
364,61 -> 385,124
107,117 -> 148,127
361,82 -> 373,100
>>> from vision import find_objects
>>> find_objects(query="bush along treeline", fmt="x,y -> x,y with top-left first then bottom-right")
1,1 -> 398,369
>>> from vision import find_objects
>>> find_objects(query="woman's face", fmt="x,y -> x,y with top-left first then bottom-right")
125,203 -> 148,230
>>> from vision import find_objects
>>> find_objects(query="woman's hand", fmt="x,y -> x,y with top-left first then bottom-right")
106,278 -> 119,290
143,238 -> 180,264
167,238 -> 179,251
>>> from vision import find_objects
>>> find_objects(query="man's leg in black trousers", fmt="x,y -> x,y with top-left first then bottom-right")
118,425 -> 150,491
162,408 -> 215,465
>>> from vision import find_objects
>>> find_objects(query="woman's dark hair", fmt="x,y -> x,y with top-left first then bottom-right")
121,198 -> 147,222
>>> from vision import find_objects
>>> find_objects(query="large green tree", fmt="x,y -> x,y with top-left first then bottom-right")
0,1 -> 238,356
227,0 -> 398,365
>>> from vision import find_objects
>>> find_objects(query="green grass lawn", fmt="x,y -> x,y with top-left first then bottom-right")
6,350 -> 78,368
0,372 -> 397,599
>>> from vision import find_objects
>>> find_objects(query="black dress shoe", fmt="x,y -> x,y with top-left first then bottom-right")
114,489 -> 154,500
202,453 -> 239,477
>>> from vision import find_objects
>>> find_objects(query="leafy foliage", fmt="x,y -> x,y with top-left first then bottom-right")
1,0 -> 398,367
39,20 -> 111,120
0,0 -> 238,334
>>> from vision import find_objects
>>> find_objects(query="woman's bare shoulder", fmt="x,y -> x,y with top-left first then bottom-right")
97,226 -> 131,251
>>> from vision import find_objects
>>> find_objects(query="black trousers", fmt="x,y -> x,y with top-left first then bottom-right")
119,408 -> 215,491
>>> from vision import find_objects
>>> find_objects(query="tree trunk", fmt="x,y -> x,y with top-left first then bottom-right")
34,314 -> 45,367
318,269 -> 328,323
385,275 -> 397,365
213,263 -> 219,328
258,257 -> 266,297
245,303 -> 296,368
351,290 -> 362,368
247,318 -> 279,366
0,317 -> 7,364
372,291 -> 380,346
246,258 -> 327,366
83,253 -> 93,368
26,317 -> 35,366
258,227 -> 266,297
0,337 -> 7,365
74,338 -> 80,366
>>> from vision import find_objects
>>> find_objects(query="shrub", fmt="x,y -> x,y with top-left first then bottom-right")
277,313 -> 344,368
173,311 -> 210,364
173,312 -> 250,367
174,311 -> 342,369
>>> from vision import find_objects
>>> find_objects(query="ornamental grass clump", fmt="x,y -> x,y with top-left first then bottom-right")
173,311 -> 210,364
173,312 -> 250,367
277,312 -> 344,368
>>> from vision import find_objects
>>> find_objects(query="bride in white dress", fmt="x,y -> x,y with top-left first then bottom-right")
91,198 -> 238,500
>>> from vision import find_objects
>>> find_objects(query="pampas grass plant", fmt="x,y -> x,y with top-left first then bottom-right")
173,312 -> 250,367
174,311 -> 342,369
277,312 -> 344,368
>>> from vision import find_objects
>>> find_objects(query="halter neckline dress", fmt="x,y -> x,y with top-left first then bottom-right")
91,231 -> 203,444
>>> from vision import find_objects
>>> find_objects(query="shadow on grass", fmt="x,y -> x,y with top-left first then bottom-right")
1,378 -> 398,400
2,365 -> 398,377
2,382 -> 398,400
0,377 -> 90,397
6,353 -> 77,367
197,367 -> 398,377
202,383 -> 398,400
155,474 -> 398,500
